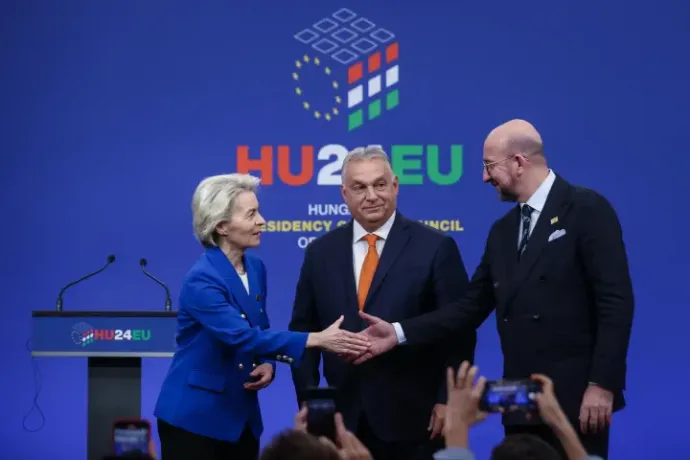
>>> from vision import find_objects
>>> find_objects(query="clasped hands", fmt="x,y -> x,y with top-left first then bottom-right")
313,311 -> 398,363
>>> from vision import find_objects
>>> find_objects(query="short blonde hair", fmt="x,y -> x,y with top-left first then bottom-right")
192,173 -> 260,247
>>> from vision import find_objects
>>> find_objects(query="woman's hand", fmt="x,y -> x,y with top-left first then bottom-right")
243,363 -> 274,391
307,316 -> 370,355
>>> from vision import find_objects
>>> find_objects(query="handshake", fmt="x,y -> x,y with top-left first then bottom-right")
304,311 -> 396,364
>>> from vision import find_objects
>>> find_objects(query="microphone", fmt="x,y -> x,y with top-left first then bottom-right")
56,254 -> 116,311
139,258 -> 172,311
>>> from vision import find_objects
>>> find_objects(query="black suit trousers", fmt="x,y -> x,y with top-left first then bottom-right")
157,418 -> 259,460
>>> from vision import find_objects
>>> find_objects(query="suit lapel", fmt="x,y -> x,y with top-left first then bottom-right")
205,247 -> 256,326
336,221 -> 360,315
498,206 -> 520,279
363,214 -> 410,311
503,176 -> 573,305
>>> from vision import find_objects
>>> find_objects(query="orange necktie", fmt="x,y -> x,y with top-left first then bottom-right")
358,234 -> 379,310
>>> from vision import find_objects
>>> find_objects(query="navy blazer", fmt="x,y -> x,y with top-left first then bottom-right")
289,213 -> 476,442
154,247 -> 308,442
400,175 -> 634,427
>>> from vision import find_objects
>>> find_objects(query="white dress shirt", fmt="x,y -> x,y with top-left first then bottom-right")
238,272 -> 249,294
393,170 -> 557,345
352,211 -> 396,286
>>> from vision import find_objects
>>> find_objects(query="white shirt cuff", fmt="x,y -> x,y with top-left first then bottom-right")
392,322 -> 406,344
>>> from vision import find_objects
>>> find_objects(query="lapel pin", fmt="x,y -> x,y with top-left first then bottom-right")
256,294 -> 261,301
550,216 -> 559,225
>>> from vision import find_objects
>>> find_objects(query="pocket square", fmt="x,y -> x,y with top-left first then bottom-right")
548,229 -> 566,242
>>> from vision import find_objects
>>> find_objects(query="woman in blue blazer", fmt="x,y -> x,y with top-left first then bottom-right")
154,173 -> 369,460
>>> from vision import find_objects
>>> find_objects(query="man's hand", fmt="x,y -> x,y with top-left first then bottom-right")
243,363 -> 274,391
579,384 -> 613,434
428,404 -> 446,439
348,311 -> 398,365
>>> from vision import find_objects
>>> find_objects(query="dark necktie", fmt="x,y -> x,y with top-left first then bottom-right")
518,204 -> 533,259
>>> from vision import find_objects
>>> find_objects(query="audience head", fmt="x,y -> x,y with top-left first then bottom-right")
490,433 -> 562,460
192,173 -> 266,250
260,429 -> 340,460
340,145 -> 398,232
482,119 -> 548,202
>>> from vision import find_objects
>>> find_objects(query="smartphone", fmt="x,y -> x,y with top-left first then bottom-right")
112,418 -> 151,455
479,379 -> 542,413
305,387 -> 338,442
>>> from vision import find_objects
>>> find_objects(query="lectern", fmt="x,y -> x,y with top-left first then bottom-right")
31,311 -> 177,460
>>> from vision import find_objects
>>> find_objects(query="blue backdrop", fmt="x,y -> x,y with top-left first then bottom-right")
2,1 -> 688,458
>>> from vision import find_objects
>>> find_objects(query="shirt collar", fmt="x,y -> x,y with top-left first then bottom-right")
352,211 -> 397,244
523,170 -> 556,213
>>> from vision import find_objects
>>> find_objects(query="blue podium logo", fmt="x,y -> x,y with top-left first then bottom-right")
70,321 -> 153,347
71,322 -> 95,347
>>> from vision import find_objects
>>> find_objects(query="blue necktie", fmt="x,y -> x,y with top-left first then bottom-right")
518,204 -> 533,259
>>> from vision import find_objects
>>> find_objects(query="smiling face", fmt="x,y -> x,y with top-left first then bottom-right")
341,157 -> 398,232
215,191 -> 266,249
482,119 -> 545,203
482,147 -> 521,202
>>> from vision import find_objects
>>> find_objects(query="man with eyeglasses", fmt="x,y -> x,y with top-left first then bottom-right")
289,145 -> 476,460
351,120 -> 634,459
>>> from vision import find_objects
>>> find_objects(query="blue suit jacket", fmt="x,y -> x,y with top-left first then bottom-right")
154,247 -> 308,442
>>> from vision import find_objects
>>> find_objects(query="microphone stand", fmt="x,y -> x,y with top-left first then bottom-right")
56,254 -> 116,311
139,258 -> 172,311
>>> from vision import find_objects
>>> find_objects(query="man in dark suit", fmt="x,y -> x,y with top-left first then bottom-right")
352,121 -> 634,459
288,145 -> 476,460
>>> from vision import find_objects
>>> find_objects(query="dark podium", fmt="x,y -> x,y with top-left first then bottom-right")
31,311 -> 178,460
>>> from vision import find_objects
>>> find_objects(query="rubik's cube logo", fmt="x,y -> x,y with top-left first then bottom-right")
71,321 -> 95,347
293,8 -> 399,131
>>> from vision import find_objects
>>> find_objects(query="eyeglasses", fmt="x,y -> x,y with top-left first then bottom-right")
483,155 -> 516,173
483,151 -> 538,172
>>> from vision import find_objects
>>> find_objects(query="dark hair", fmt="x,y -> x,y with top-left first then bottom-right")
260,430 -> 340,460
490,434 -> 562,460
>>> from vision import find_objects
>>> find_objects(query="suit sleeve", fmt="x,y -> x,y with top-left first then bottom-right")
399,229 -> 497,347
257,261 -> 276,377
431,236 -> 476,404
288,245 -> 323,407
578,194 -> 634,392
182,271 -> 308,367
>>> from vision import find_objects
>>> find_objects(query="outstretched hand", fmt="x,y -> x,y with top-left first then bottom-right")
310,315 -> 371,355
343,311 -> 398,365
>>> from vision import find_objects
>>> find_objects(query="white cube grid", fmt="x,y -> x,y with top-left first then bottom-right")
347,84 -> 364,108
367,75 -> 382,97
293,8 -> 399,130
385,65 -> 399,88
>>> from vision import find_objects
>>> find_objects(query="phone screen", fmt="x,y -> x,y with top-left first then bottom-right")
113,422 -> 149,455
480,380 -> 540,413
305,387 -> 337,442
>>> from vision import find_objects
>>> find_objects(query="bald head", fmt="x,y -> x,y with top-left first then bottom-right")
482,119 -> 550,203
484,119 -> 544,158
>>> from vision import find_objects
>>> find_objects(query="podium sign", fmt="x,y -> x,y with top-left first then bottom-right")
32,311 -> 177,357
31,311 -> 177,460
